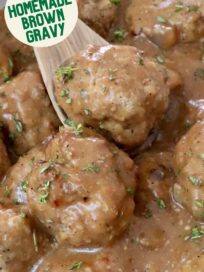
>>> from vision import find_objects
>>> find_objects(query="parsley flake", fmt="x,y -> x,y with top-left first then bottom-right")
70,261 -> 83,270
64,119 -> 84,136
110,0 -> 120,6
82,163 -> 100,174
113,28 -> 126,42
156,16 -> 167,23
157,198 -> 166,209
188,176 -> 202,186
185,226 -> 204,241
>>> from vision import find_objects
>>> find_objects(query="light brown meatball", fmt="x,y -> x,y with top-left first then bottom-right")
36,245 -> 129,272
54,45 -> 170,147
0,146 -> 45,209
78,0 -> 118,37
0,46 -> 13,84
0,71 -> 59,156
173,121 -> 204,220
28,127 -> 136,246
0,139 -> 10,179
126,0 -> 204,48
0,208 -> 36,271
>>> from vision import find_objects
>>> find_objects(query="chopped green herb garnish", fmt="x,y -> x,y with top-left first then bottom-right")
155,55 -> 165,64
2,72 -> 10,82
40,191 -> 49,203
110,0 -> 120,6
188,176 -> 202,186
64,119 -> 84,136
82,163 -> 100,174
70,261 -> 83,270
127,187 -> 135,197
4,186 -> 11,198
84,109 -> 91,116
14,118 -> 23,133
56,66 -> 77,81
195,200 -> 204,208
113,28 -> 126,42
20,211 -> 26,219
20,180 -> 28,192
175,3 -> 184,12
157,198 -> 166,209
156,16 -> 167,23
40,163 -> 53,174
60,89 -> 69,97
185,226 -> 204,241
42,180 -> 52,190
39,180 -> 52,203
65,98 -> 72,104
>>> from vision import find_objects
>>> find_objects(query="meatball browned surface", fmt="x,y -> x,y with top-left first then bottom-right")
0,139 -> 10,179
173,121 -> 204,220
0,146 -> 45,209
78,0 -> 118,37
0,208 -> 36,272
0,71 -> 59,156
55,45 -> 170,147
0,46 -> 13,84
28,127 -> 136,246
126,0 -> 204,48
36,245 -> 128,272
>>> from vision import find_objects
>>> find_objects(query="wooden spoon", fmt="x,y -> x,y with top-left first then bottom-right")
34,19 -> 108,124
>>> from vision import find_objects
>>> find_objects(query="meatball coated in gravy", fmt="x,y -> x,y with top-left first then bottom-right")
0,70 -> 59,156
28,128 -> 136,246
0,209 -> 36,271
173,121 -> 204,220
0,139 -> 10,179
55,45 -> 170,147
126,0 -> 204,48
78,0 -> 118,37
0,146 -> 45,208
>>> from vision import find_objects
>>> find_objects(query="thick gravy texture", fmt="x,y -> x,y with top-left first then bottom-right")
0,0 -> 204,271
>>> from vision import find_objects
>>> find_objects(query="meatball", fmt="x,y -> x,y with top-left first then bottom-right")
173,121 -> 204,220
126,0 -> 204,48
0,46 -> 13,84
36,245 -> 129,272
28,127 -> 136,246
54,45 -> 170,147
0,70 -> 59,156
78,0 -> 118,37
0,208 -> 36,271
0,139 -> 10,179
0,146 -> 45,208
